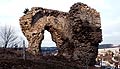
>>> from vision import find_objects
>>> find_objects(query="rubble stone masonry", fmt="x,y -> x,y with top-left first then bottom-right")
20,2 -> 102,66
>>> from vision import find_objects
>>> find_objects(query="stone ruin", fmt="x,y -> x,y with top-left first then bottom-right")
19,2 -> 102,66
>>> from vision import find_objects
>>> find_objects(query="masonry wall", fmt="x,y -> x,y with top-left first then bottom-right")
20,2 -> 102,66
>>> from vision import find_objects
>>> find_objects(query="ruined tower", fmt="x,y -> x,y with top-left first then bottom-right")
20,2 -> 102,66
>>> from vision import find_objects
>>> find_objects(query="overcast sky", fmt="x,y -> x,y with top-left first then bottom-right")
0,0 -> 120,47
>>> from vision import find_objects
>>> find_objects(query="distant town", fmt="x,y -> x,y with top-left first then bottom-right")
97,44 -> 120,69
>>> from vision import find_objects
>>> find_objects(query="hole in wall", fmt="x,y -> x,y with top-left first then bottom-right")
41,30 -> 58,56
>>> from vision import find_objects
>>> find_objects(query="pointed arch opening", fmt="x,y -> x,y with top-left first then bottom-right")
41,30 -> 58,56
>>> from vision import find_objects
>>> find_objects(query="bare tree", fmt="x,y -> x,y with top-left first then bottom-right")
0,25 -> 18,48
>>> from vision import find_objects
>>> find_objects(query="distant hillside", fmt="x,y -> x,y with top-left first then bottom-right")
99,44 -> 120,49
41,45 -> 120,50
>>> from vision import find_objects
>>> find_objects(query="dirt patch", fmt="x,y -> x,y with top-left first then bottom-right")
0,48 -> 79,69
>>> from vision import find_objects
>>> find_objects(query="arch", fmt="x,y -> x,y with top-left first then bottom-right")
41,30 -> 57,56
41,30 -> 56,47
